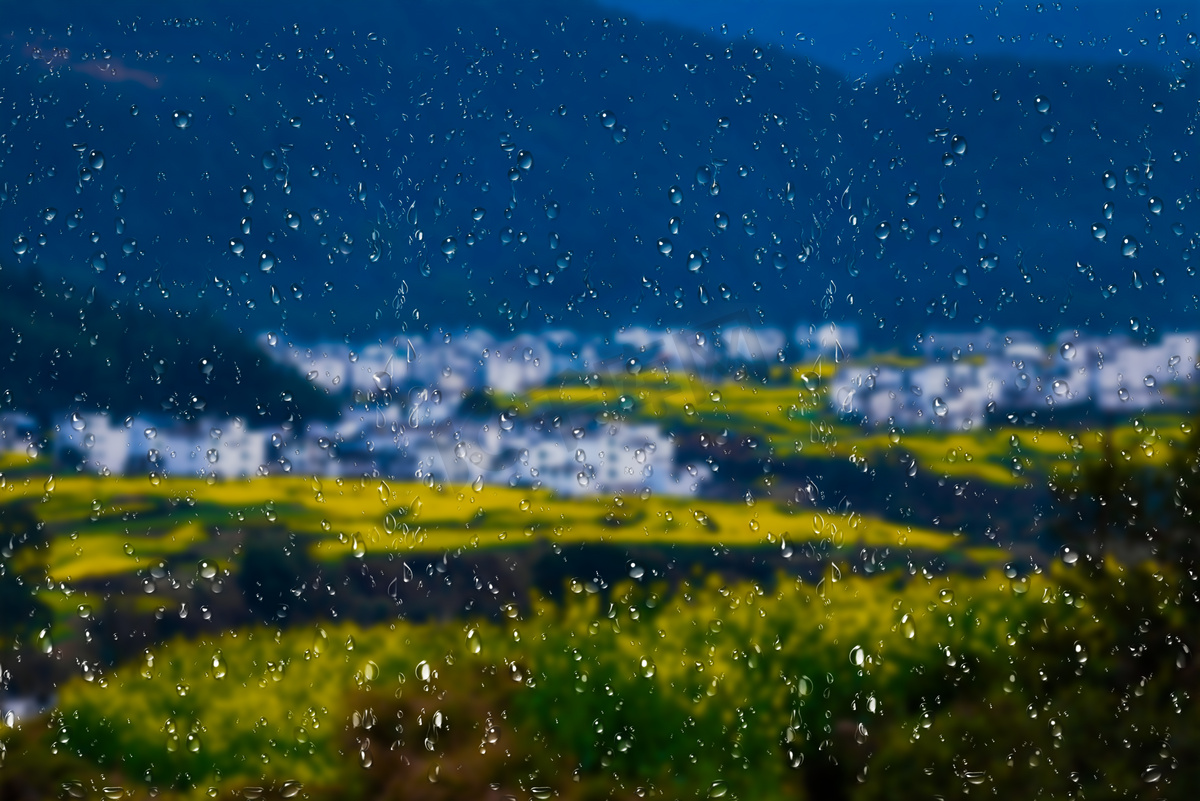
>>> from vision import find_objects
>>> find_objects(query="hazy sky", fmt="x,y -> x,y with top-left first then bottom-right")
594,0 -> 1197,75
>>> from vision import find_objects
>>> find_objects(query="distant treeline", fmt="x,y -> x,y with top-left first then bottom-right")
0,268 -> 339,422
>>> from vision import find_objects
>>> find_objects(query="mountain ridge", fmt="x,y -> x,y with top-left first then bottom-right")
1,0 -> 1195,346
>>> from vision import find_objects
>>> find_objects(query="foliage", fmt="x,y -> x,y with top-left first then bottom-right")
0,270 -> 338,422
10,559 -> 1193,800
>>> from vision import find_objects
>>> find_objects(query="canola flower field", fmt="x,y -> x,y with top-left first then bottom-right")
5,472 -> 996,590
7,558 -> 1193,800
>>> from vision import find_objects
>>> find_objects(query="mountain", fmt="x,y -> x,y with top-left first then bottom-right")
1,0 -> 1196,346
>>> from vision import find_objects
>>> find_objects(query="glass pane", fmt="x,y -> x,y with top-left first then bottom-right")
1,2 -> 1197,799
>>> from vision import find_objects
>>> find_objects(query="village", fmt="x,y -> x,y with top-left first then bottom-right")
3,322 -> 1196,496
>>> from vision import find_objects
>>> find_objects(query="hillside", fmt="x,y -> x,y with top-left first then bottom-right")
0,0 -> 1195,343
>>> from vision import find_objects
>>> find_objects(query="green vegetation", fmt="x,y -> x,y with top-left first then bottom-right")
4,558 -> 1196,799
2,414 -> 1199,799
0,270 -> 338,422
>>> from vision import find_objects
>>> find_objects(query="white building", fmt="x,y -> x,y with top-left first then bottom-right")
55,414 -> 270,478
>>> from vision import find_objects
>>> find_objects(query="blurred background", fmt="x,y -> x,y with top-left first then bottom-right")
1,1 -> 1198,798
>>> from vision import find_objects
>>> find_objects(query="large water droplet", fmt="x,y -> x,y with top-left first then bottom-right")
172,110 -> 194,129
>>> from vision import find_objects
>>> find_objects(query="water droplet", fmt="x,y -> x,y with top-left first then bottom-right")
656,237 -> 673,255
950,134 -> 967,155
172,110 -> 194,129
1121,236 -> 1139,258
714,211 -> 729,230
1035,95 -> 1051,113
1052,380 -> 1069,396
933,398 -> 948,417
1040,125 -> 1056,143
668,186 -> 683,205
687,251 -> 703,272
351,533 -> 366,558
372,372 -> 391,392
90,251 -> 108,272
874,222 -> 891,241
440,237 -> 457,257
850,645 -> 865,666
600,110 -> 617,128
206,448 -> 219,464
415,660 -> 432,682
1060,342 -> 1077,360
1144,375 -> 1156,388
1091,223 -> 1107,241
